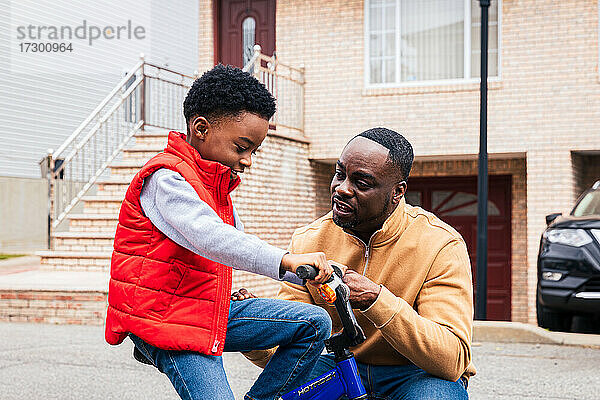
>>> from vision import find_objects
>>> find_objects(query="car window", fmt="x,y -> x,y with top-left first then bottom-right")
572,190 -> 600,217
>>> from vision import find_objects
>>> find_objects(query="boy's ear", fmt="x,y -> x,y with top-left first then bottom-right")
190,116 -> 210,141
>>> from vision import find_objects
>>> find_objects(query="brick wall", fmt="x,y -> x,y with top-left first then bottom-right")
198,0 -> 214,74
0,291 -> 106,325
313,162 -> 335,219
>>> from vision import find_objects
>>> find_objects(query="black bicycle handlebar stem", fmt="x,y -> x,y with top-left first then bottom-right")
296,264 -> 366,362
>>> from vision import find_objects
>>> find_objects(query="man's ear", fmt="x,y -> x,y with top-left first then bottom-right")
190,116 -> 210,141
392,181 -> 407,205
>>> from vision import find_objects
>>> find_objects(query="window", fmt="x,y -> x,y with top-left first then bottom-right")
365,0 -> 500,86
242,17 -> 256,67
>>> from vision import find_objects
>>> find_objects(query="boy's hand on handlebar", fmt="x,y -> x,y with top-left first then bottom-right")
281,252 -> 333,283
231,288 -> 256,301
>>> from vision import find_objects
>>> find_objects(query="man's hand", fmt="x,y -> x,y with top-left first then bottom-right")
342,269 -> 382,310
328,260 -> 348,277
280,252 -> 333,284
231,288 -> 257,301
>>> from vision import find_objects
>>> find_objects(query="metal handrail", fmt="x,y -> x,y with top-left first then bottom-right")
57,75 -> 144,170
43,55 -> 194,247
53,120 -> 144,227
144,61 -> 197,80
244,45 -> 306,135
242,46 -> 262,73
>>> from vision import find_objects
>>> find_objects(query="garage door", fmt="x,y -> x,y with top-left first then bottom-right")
405,175 -> 512,321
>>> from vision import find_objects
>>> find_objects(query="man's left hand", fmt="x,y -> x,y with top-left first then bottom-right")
342,269 -> 381,310
231,288 -> 257,301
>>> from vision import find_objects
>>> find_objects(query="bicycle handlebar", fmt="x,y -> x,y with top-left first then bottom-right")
296,264 -> 318,280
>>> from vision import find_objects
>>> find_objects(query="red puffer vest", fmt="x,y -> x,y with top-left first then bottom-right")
105,131 -> 239,355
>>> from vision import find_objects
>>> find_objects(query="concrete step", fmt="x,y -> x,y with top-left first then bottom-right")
36,251 -> 111,272
95,178 -> 131,197
53,232 -> 115,252
0,270 -> 108,325
108,162 -> 145,181
82,196 -> 124,214
133,131 -> 169,147
68,214 -> 118,233
122,146 -> 163,163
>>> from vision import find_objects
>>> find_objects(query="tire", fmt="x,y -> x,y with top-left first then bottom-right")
536,296 -> 573,332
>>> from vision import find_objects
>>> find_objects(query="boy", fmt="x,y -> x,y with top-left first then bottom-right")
105,65 -> 333,400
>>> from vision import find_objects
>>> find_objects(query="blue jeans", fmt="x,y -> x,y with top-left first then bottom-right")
310,354 -> 468,400
130,297 -> 332,400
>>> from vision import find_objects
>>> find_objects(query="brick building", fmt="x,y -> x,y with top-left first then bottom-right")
200,0 -> 600,324
3,0 -> 599,326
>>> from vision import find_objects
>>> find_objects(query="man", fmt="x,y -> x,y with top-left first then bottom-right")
240,127 -> 475,399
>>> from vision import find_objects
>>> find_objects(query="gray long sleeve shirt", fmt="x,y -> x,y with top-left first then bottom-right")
139,168 -> 293,281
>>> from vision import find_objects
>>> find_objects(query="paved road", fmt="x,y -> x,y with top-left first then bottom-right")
1,323 -> 599,399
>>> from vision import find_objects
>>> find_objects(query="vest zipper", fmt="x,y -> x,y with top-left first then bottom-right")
211,194 -> 234,355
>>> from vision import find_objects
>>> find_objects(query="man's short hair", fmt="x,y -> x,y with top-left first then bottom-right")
183,64 -> 276,124
356,127 -> 414,181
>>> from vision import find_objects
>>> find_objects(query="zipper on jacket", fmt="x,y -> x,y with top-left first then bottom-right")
346,229 -> 390,276
346,232 -> 374,276
363,236 -> 373,275
211,339 -> 220,353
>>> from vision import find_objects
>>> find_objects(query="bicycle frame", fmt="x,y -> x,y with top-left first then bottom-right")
280,356 -> 366,400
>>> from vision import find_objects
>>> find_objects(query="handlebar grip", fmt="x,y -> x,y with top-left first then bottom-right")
296,264 -> 318,280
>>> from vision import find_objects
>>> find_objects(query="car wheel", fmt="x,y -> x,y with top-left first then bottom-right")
536,296 -> 573,332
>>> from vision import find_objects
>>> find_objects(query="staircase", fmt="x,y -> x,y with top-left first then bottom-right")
0,130 -> 169,325
37,131 -> 167,273
0,47 -> 307,325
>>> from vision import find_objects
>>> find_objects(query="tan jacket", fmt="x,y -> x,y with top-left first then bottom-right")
247,198 -> 476,381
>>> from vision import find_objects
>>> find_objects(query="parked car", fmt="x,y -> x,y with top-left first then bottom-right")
537,180 -> 600,331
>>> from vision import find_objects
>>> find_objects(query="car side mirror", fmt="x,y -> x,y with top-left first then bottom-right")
545,213 -> 562,225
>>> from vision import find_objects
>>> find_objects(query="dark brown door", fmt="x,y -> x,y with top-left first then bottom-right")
406,176 -> 512,321
216,0 -> 276,67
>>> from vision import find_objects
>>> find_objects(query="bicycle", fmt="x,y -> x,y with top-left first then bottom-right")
279,264 -> 367,400
132,263 -> 368,399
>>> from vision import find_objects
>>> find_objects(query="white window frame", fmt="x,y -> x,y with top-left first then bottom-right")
364,0 -> 502,88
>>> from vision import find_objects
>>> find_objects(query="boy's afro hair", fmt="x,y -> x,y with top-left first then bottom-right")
183,64 -> 276,123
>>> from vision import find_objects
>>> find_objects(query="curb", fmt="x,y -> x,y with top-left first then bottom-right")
0,255 -> 40,268
0,270 -> 108,292
473,321 -> 600,347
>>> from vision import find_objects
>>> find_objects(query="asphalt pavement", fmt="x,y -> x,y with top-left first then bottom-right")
1,322 -> 599,400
